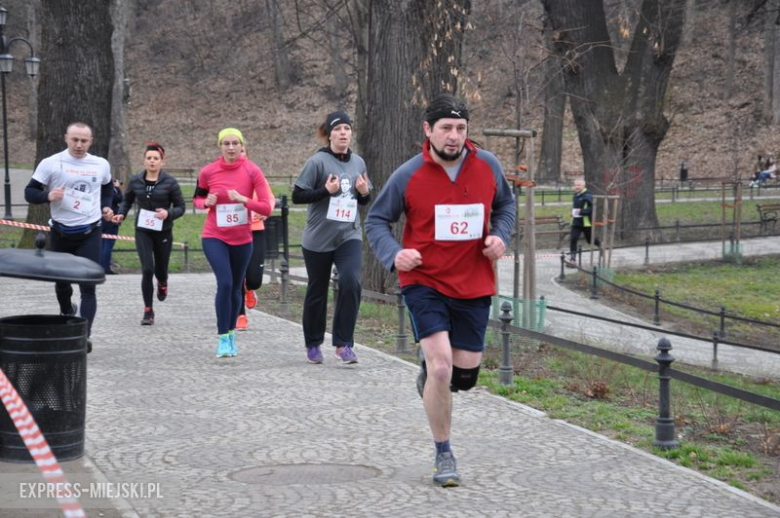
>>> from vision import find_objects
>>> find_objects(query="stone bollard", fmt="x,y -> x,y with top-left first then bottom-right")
559,252 -> 566,281
653,337 -> 679,449
269,258 -> 278,284
280,259 -> 289,310
653,289 -> 661,326
499,301 -> 514,385
590,266 -> 599,299
712,331 -> 719,370
396,284 -> 409,354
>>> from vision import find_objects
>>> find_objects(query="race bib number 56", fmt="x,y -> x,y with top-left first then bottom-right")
434,203 -> 484,241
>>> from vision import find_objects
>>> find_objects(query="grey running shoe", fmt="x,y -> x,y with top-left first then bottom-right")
335,345 -> 358,364
433,452 -> 460,487
307,345 -> 323,364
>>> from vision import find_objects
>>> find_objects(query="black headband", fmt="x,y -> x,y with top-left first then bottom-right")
425,108 -> 469,125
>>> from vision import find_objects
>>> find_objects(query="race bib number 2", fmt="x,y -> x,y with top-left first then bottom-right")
216,203 -> 248,227
62,188 -> 94,216
434,203 -> 484,241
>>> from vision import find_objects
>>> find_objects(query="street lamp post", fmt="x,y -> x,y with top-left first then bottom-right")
0,6 -> 41,220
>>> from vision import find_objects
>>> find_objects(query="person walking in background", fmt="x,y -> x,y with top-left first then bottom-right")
293,111 -> 371,365
24,122 -> 114,351
100,178 -> 124,274
236,149 -> 276,331
568,177 -> 598,265
365,94 -> 515,487
112,142 -> 186,325
193,128 -> 272,358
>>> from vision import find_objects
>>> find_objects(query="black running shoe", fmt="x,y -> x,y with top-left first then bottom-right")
157,282 -> 168,302
60,303 -> 78,317
141,308 -> 155,325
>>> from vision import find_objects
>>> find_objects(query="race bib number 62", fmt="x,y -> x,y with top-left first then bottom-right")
434,203 -> 484,241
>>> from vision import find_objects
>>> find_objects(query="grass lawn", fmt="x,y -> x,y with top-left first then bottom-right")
605,255 -> 780,347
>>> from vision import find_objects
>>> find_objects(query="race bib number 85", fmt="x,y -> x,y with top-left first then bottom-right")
434,203 -> 484,241
216,203 -> 248,227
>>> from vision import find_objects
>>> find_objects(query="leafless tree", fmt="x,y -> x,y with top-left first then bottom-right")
542,0 -> 686,238
108,0 -> 132,183
22,0 -> 115,247
357,0 -> 471,292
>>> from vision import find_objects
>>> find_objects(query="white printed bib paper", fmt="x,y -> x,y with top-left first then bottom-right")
572,208 -> 581,218
62,188 -> 94,216
216,203 -> 248,227
326,196 -> 358,223
434,203 -> 484,241
137,209 -> 163,231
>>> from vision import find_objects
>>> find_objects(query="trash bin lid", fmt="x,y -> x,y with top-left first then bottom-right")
0,232 -> 105,284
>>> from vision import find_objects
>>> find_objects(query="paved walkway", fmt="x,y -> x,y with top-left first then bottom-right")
496,236 -> 780,380
1,272 -> 779,516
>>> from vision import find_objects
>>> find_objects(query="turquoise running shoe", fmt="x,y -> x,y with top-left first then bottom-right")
216,334 -> 231,358
228,330 -> 237,357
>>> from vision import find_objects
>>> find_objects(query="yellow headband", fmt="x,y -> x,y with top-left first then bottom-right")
218,128 -> 244,146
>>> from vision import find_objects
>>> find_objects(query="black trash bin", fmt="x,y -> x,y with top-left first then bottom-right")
0,315 -> 88,461
0,233 -> 104,463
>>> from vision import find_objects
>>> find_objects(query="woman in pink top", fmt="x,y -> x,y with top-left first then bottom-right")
193,128 -> 273,358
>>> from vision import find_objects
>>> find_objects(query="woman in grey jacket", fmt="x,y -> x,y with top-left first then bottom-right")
113,142 -> 186,325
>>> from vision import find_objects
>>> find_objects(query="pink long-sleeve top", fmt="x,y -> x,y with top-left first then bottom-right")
193,155 -> 273,245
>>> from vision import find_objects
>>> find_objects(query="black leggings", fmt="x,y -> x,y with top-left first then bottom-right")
569,225 -> 599,258
239,229 -> 266,316
135,229 -> 173,308
48,226 -> 102,336
246,229 -> 266,290
301,239 -> 362,348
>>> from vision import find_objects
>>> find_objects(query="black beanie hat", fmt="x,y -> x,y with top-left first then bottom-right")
326,111 -> 353,135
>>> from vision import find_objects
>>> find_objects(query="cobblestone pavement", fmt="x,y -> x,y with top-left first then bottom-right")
1,273 -> 779,517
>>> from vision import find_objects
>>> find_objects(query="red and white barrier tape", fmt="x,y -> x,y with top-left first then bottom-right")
1,219 -> 187,246
501,252 -> 564,260
0,368 -> 86,518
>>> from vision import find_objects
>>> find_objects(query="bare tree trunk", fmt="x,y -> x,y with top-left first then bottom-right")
537,17 -> 565,185
724,0 -> 737,99
542,0 -> 685,240
682,0 -> 697,47
771,1 -> 780,123
763,0 -> 776,123
328,8 -> 349,100
26,0 -> 40,141
22,0 -> 114,247
108,0 -> 132,183
347,0 -> 369,146
267,0 -> 293,88
357,0 -> 471,293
